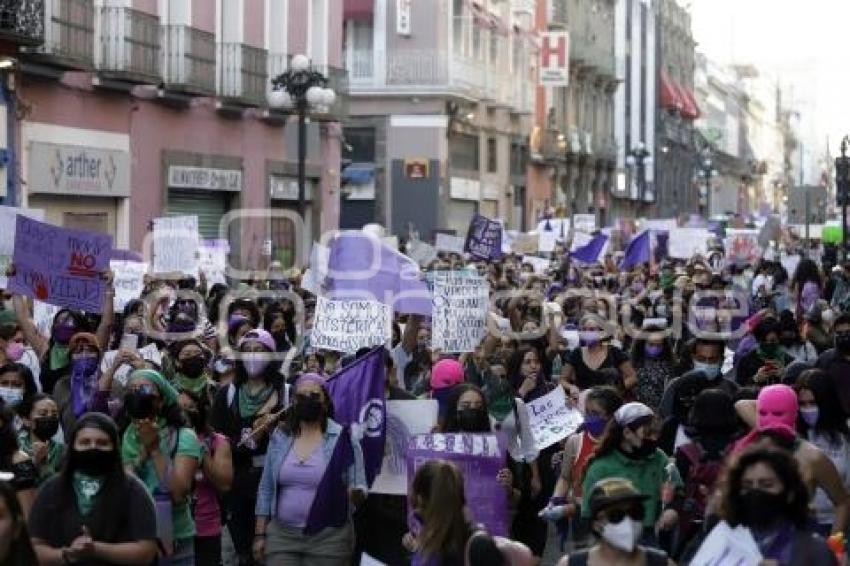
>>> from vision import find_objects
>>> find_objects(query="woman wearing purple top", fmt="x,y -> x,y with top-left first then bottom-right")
253,373 -> 367,565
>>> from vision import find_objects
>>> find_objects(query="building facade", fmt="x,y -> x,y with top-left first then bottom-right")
8,0 -> 346,270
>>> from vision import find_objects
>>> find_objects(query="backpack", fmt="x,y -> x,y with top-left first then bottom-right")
678,441 -> 724,528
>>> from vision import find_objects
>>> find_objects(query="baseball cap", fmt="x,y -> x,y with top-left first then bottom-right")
588,477 -> 649,517
614,402 -> 654,428
238,328 -> 275,352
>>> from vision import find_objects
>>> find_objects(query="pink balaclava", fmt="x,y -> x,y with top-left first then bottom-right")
757,384 -> 798,431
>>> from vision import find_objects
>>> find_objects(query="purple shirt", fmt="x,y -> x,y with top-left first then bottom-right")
275,445 -> 328,528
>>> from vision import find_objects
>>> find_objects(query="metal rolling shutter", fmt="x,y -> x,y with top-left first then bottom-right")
167,190 -> 229,241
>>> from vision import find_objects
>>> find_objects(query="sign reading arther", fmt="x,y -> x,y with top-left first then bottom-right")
30,142 -> 130,197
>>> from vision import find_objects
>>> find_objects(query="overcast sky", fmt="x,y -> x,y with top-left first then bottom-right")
690,0 -> 850,158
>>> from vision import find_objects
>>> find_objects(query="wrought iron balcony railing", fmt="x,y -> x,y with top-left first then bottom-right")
162,24 -> 215,94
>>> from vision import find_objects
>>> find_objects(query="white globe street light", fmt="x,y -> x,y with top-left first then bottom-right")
306,85 -> 325,107
267,89 -> 293,109
290,53 -> 310,72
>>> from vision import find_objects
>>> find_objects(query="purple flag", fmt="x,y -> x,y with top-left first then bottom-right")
620,230 -> 651,270
571,234 -> 608,264
325,232 -> 432,316
464,214 -> 503,261
406,433 -> 509,536
324,346 -> 386,486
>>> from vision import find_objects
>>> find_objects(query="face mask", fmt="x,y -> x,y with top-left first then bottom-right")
0,387 -> 22,407
836,331 -> 850,354
601,517 -> 643,553
644,344 -> 664,359
179,356 -> 206,379
242,353 -> 270,377
5,343 -> 24,362
457,408 -> 489,433
124,391 -> 157,420
741,489 -> 786,528
625,433 -> 657,460
584,414 -> 608,437
417,339 -> 431,351
272,331 -> 289,351
72,353 -> 99,376
71,448 -> 114,477
579,331 -> 601,348
758,343 -> 782,359
693,361 -> 721,380
33,416 -> 59,442
53,323 -> 77,345
800,407 -> 819,428
295,396 -> 324,423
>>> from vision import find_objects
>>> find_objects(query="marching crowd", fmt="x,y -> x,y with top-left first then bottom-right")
0,229 -> 848,566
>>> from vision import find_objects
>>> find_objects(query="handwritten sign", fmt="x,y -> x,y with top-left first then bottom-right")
511,233 -> 539,254
371,400 -> 439,495
311,297 -> 392,353
435,233 -> 465,254
0,207 -> 44,288
110,260 -> 148,311
464,214 -> 502,261
573,214 -> 597,234
527,386 -> 584,450
407,433 -> 509,536
199,240 -> 228,286
668,228 -> 710,259
725,229 -> 762,265
152,216 -> 200,277
431,272 -> 488,353
10,216 -> 113,312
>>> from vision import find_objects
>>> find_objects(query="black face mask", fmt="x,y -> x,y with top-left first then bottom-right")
272,331 -> 289,351
295,397 -> 324,423
457,408 -> 490,433
32,416 -> 59,442
71,448 -> 114,476
836,331 -> 850,354
180,356 -> 206,379
741,489 -> 786,528
124,391 -> 157,420
624,437 -> 658,460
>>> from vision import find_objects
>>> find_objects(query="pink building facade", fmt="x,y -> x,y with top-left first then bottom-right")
13,0 -> 345,270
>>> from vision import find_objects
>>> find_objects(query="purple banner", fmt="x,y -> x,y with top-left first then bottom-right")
406,433 -> 509,536
9,216 -> 113,313
464,214 -> 503,261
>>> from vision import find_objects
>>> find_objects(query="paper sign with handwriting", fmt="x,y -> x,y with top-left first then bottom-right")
110,260 -> 148,311
527,386 -> 584,450
435,233 -> 465,254
431,272 -> 488,353
152,216 -> 200,277
312,297 -> 392,353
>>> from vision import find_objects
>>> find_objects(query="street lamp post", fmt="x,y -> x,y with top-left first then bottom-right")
626,142 -> 651,204
267,54 -> 336,220
835,136 -> 850,261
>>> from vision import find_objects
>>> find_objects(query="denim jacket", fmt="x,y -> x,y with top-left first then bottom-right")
255,419 -> 367,534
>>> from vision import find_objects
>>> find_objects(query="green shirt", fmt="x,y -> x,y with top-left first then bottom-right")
581,448 -> 676,526
121,423 -> 202,541
17,430 -> 63,486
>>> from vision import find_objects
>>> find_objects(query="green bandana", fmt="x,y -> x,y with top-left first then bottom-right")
484,377 -> 514,422
238,384 -> 274,418
660,273 -> 676,290
173,372 -> 209,396
49,344 -> 70,371
128,369 -> 179,407
72,471 -> 104,516
757,344 -> 783,361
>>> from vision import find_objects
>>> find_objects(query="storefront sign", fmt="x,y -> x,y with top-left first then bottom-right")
29,142 -> 130,197
269,176 -> 315,201
168,166 -> 242,192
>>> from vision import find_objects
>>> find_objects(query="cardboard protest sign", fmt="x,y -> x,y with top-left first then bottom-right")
407,433 -> 509,536
10,216 -> 113,313
431,272 -> 488,353
100,344 -> 162,386
725,229 -> 762,265
371,400 -> 439,495
0,207 -> 45,288
434,233 -> 465,254
199,239 -> 228,285
527,386 -> 584,450
152,216 -> 200,277
511,233 -> 539,254
110,260 -> 148,311
311,297 -> 392,353
668,228 -> 710,259
464,214 -> 503,260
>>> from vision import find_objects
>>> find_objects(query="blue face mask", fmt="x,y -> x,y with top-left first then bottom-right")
693,361 -> 721,380
584,414 -> 608,438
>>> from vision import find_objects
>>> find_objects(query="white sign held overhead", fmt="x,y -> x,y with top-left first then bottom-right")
539,32 -> 570,87
311,297 -> 392,353
573,214 -> 597,234
668,228 -> 710,259
431,272 -> 489,353
152,216 -> 200,277
435,233 -> 465,254
110,260 -> 148,311
527,386 -> 584,450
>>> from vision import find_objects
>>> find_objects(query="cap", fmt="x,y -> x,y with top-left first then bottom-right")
238,328 -> 275,352
430,359 -> 465,390
588,477 -> 649,517
614,402 -> 654,427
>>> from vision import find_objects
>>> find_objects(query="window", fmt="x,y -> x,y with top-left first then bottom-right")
343,127 -> 376,162
450,133 -> 480,172
487,137 -> 498,172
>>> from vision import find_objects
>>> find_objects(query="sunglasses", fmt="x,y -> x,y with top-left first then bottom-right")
605,505 -> 645,523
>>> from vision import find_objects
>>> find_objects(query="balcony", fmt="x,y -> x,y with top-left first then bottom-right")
1,0 -> 45,46
218,42 -> 267,107
162,24 -> 215,95
22,0 -> 94,70
98,7 -> 160,84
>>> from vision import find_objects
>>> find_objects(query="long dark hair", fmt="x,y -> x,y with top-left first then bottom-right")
441,384 -> 492,434
791,258 -> 822,289
630,326 -> 676,366
719,447 -> 811,528
0,405 -> 19,471
0,480 -> 36,565
0,363 -> 38,409
506,345 -> 541,393
412,460 -> 471,562
281,383 -> 335,437
794,369 -> 849,444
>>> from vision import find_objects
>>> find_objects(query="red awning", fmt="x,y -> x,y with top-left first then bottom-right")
660,71 -> 684,113
344,0 -> 373,21
679,87 -> 701,120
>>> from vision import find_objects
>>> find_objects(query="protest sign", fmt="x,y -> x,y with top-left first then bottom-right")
311,297 -> 392,353
100,344 -> 162,386
538,230 -> 557,253
464,214 -> 502,260
406,240 -> 438,267
431,272 -> 488,353
434,233 -> 465,254
643,218 -> 678,232
152,216 -> 200,277
511,233 -> 539,254
0,207 -> 45,288
725,229 -> 762,265
34,300 -> 60,338
521,256 -> 551,275
9,216 -> 113,313
689,520 -> 762,566
371,400 -> 439,495
502,230 -> 517,254
199,240 -> 228,285
668,228 -> 710,259
407,433 -> 509,536
536,218 -> 569,240
573,214 -> 597,234
110,260 -> 148,311
527,386 -> 584,450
